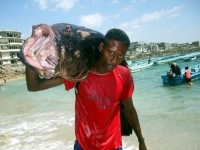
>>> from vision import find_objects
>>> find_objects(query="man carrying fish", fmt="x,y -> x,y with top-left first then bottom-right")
24,26 -> 147,150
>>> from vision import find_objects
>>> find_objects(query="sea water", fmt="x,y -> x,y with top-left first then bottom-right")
0,56 -> 200,150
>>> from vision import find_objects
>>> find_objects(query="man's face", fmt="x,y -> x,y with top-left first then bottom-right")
98,40 -> 127,73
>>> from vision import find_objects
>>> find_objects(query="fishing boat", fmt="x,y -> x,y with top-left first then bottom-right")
153,54 -> 180,65
161,64 -> 200,85
129,60 -> 153,73
183,55 -> 196,61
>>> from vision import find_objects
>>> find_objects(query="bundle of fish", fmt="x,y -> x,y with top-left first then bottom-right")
20,23 -> 104,80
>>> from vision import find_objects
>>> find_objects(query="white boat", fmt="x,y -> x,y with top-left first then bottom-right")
153,55 -> 180,65
179,51 -> 200,60
129,60 -> 153,72
183,55 -> 196,61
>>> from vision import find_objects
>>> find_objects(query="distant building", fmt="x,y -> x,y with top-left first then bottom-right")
135,46 -> 147,52
158,42 -> 171,50
128,41 -> 147,53
191,41 -> 200,47
171,43 -> 179,47
147,44 -> 158,51
0,30 -> 23,65
132,41 -> 146,46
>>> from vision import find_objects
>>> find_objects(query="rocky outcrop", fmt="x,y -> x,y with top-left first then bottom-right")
0,64 -> 25,85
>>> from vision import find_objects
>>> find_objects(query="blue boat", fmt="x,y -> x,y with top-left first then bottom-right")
161,64 -> 200,85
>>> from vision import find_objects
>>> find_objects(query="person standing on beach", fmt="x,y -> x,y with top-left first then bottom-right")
25,28 -> 147,150
184,66 -> 192,84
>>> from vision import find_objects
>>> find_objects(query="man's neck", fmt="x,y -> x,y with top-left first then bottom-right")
91,63 -> 109,74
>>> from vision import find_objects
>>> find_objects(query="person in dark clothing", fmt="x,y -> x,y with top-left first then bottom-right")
168,62 -> 181,75
147,58 -> 151,64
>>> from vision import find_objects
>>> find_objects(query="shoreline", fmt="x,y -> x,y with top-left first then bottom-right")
127,48 -> 200,61
0,64 -> 25,86
1,49 -> 199,85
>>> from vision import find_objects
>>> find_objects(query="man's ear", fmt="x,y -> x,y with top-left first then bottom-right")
98,42 -> 104,52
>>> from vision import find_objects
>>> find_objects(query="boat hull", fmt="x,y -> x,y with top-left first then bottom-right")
129,62 -> 153,73
183,56 -> 196,61
161,74 -> 184,85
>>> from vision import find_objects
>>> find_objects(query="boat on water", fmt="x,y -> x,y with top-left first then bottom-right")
153,54 -> 180,65
127,60 -> 132,66
153,52 -> 200,65
129,60 -> 153,73
183,55 -> 196,61
178,51 -> 200,61
161,64 -> 200,85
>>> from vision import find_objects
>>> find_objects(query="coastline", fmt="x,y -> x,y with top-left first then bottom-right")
0,64 -> 25,85
127,48 -> 200,61
0,48 -> 199,85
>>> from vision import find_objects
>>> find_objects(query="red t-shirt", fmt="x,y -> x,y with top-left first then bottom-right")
185,69 -> 191,79
64,65 -> 134,150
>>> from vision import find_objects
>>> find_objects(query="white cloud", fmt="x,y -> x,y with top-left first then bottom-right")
34,0 -> 48,10
51,0 -> 78,11
111,0 -> 119,5
79,13 -> 105,28
141,11 -> 163,22
141,5 -> 183,22
119,5 -> 183,30
34,0 -> 78,11
170,5 -> 184,12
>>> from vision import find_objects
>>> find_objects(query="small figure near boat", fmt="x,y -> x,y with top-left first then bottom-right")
147,58 -> 151,64
184,66 -> 192,84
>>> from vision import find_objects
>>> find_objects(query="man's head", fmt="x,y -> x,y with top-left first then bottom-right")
169,62 -> 176,67
97,28 -> 130,73
103,28 -> 130,48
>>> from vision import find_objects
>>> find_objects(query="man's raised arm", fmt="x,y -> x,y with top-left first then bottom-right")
25,66 -> 64,91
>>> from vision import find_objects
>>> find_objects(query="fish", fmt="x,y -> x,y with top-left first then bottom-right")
20,23 -> 104,80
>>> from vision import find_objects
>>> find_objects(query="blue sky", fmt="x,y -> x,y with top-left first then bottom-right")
0,0 -> 200,43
